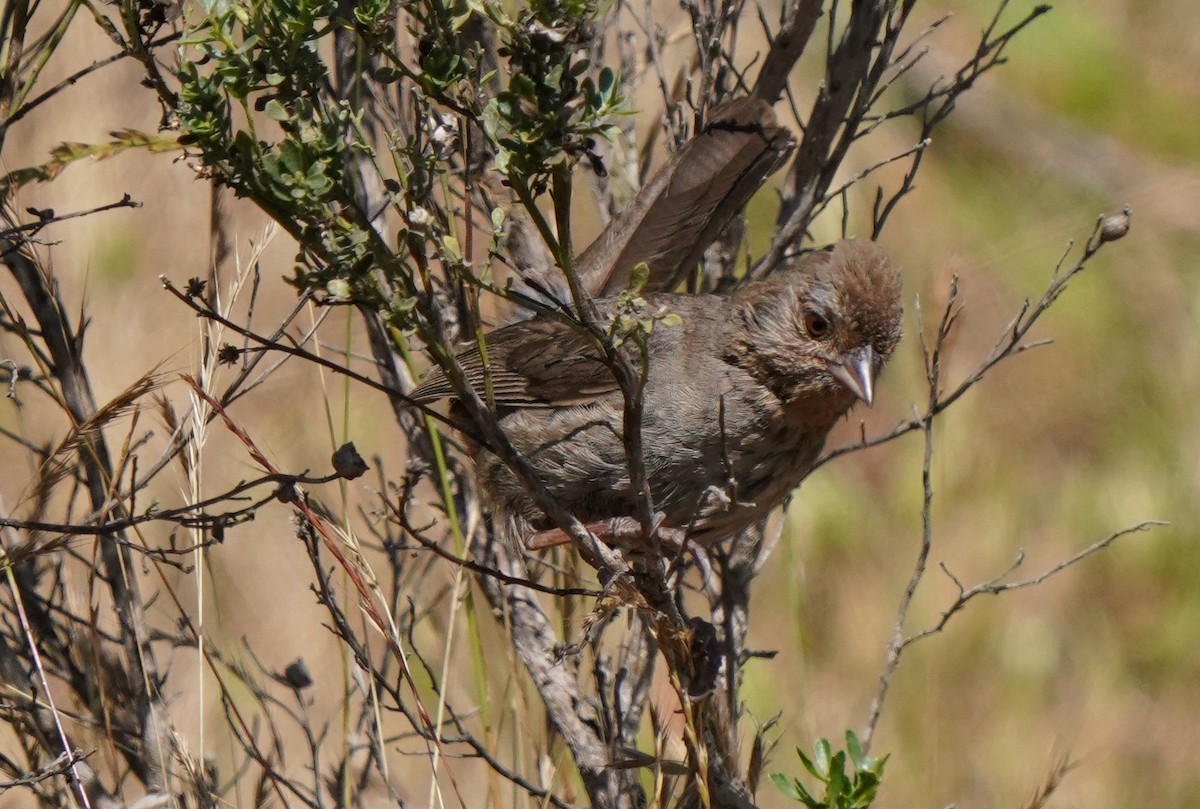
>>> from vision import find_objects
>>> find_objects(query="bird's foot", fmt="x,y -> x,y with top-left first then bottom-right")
526,514 -> 686,552
698,484 -> 734,512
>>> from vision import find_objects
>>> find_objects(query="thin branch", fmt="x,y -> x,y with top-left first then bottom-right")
904,520 -> 1167,651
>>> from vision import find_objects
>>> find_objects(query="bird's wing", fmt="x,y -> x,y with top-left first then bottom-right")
410,318 -> 620,408
575,97 -> 796,296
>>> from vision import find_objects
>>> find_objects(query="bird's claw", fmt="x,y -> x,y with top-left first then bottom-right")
526,513 -> 686,552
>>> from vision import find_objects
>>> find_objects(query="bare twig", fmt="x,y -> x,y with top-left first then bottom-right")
907,520 -> 1166,651
859,211 -> 1150,751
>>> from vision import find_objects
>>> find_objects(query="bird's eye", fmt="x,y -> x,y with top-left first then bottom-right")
804,310 -> 832,339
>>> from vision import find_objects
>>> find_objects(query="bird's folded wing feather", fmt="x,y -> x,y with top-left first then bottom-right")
576,96 -> 796,296
410,318 -> 620,408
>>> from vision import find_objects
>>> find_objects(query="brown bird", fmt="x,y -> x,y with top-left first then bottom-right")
412,240 -> 903,549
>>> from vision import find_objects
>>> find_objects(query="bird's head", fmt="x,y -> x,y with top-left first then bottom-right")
734,240 -> 903,414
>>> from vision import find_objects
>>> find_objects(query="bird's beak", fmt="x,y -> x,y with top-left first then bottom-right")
828,346 -> 877,406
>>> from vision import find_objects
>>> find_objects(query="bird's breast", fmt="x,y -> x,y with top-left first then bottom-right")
658,381 -> 830,542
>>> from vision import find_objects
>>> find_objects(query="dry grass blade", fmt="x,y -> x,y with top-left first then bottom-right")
1024,753 -> 1079,809
747,713 -> 780,796
30,371 -> 163,505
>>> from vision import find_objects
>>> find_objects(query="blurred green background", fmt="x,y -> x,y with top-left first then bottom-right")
3,1 -> 1198,807
752,2 -> 1200,806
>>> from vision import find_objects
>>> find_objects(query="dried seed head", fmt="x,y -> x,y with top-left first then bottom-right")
1099,204 -> 1132,243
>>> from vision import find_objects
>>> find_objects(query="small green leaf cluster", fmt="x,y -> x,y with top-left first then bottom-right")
608,262 -> 682,347
770,732 -> 888,809
478,0 -> 628,192
399,0 -> 490,104
178,0 -> 372,291
174,0 -> 629,323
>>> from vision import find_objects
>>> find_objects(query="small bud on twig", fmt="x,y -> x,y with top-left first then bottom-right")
283,659 -> 313,690
1098,204 -> 1132,243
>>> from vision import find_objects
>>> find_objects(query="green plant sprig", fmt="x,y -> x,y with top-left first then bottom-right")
771,731 -> 889,809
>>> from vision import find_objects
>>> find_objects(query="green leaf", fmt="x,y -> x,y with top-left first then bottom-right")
481,101 -> 502,141
770,773 -> 803,800
598,66 -> 615,100
263,99 -> 289,121
826,751 -> 848,800
771,772 -> 821,807
813,739 -> 833,778
796,746 -> 822,780
493,148 -> 510,175
374,66 -> 401,83
845,731 -> 865,767
628,261 -> 649,293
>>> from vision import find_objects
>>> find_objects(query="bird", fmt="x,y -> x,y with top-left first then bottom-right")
411,239 -> 903,550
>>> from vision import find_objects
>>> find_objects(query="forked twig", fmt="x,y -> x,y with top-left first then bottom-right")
859,210 -> 1154,750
